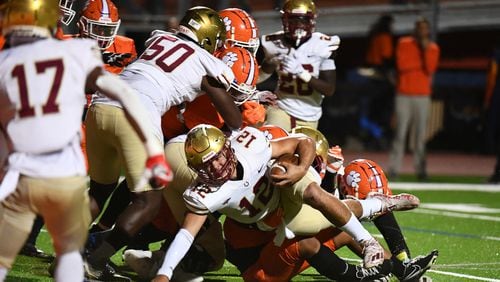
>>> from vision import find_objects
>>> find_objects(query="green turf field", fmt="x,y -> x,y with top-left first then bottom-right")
6,183 -> 500,282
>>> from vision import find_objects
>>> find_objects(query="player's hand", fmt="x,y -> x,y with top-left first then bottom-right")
326,145 -> 344,173
102,52 -> 133,67
271,163 -> 308,188
144,155 -> 173,189
360,238 -> 385,268
282,53 -> 311,82
282,54 -> 304,75
255,90 -> 278,106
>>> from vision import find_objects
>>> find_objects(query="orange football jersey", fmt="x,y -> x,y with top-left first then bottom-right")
104,35 -> 137,74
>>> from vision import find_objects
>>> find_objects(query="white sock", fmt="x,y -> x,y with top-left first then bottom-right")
0,267 -> 8,281
339,213 -> 372,242
359,198 -> 383,220
55,251 -> 84,282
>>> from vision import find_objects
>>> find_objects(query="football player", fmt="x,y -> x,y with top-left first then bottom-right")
223,126 -> 433,281
83,6 -> 242,280
19,0 -> 139,261
0,1 -> 169,281
152,124 -> 420,282
259,0 -> 339,131
108,46 -> 262,281
339,159 -> 439,280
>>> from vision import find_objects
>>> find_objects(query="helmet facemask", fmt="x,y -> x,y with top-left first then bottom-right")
59,0 -> 75,26
79,15 -> 120,49
189,141 -> 238,187
282,14 -> 315,47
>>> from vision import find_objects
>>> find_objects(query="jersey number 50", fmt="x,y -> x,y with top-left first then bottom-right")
140,34 -> 195,73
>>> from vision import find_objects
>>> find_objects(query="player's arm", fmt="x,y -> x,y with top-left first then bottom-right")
269,135 -> 316,187
153,211 -> 208,282
308,69 -> 336,96
202,76 -> 242,130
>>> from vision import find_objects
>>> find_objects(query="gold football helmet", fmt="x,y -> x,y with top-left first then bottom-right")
185,124 -> 237,186
281,0 -> 316,46
1,0 -> 60,37
179,6 -> 225,54
291,126 -> 328,175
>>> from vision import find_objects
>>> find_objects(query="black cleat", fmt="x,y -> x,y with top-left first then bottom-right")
398,250 -> 439,282
19,244 -> 53,260
351,259 -> 393,282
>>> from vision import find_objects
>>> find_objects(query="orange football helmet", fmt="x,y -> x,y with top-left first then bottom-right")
219,8 -> 259,55
217,46 -> 259,105
78,0 -> 120,49
259,125 -> 289,141
59,0 -> 75,26
341,159 -> 392,199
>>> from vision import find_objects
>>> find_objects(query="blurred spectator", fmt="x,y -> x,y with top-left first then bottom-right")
217,0 -> 251,13
484,43 -> 500,183
359,14 -> 395,150
166,16 -> 179,31
388,17 -> 440,181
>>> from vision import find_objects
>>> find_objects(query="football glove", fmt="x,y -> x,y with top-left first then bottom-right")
326,145 -> 344,173
143,154 -> 173,189
240,101 -> 265,127
282,53 -> 312,82
254,90 -> 278,106
102,52 -> 133,67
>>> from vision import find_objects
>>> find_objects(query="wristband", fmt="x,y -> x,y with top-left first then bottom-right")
297,71 -> 312,83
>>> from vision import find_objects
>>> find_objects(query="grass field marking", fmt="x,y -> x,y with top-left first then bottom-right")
411,208 -> 500,223
427,269 -> 500,282
436,262 -> 500,268
391,183 -> 500,192
420,203 -> 500,214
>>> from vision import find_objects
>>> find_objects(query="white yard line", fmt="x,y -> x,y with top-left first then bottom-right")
428,269 -> 500,282
411,209 -> 500,223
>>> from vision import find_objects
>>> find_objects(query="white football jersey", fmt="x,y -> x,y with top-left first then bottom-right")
93,30 -> 235,141
183,127 -> 281,225
261,32 -> 340,121
0,38 -> 102,177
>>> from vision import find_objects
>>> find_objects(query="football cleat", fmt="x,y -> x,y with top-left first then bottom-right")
83,259 -> 116,280
367,192 -> 420,215
398,250 -> 439,282
353,259 -> 393,282
123,249 -> 164,280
